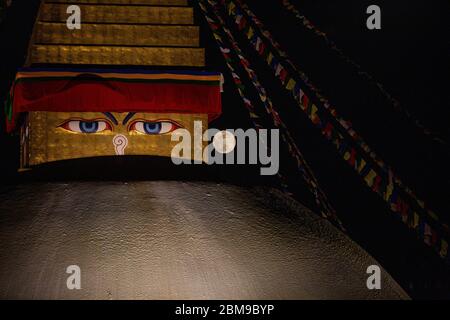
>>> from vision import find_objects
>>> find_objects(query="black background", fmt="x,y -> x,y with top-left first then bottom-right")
0,0 -> 449,299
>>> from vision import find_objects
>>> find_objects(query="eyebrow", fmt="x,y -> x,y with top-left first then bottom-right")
122,112 -> 136,125
103,112 -> 118,125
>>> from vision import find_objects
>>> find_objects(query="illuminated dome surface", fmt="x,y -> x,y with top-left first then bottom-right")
0,181 -> 408,299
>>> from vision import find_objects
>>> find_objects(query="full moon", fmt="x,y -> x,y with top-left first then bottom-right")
213,130 -> 236,154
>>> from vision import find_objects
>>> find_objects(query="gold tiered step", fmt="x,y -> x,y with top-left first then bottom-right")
29,45 -> 205,66
39,4 -> 194,24
48,0 -> 189,5
28,0 -> 205,67
34,23 -> 200,47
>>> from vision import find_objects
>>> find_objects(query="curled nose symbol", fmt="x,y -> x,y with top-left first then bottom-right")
113,134 -> 128,155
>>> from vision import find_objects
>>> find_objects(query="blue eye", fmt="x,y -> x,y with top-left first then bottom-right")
129,120 -> 180,135
60,120 -> 112,133
143,122 -> 162,134
80,121 -> 99,133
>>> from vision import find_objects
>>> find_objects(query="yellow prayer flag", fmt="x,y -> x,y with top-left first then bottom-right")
267,52 -> 274,64
357,159 -> 366,173
286,78 -> 296,91
364,170 -> 377,187
385,182 -> 394,201
247,27 -> 254,40
440,239 -> 448,258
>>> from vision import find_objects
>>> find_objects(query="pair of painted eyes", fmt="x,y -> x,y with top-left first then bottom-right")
59,120 -> 180,135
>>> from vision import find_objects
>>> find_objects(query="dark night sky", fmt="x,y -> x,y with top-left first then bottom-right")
198,0 -> 450,219
198,0 -> 450,298
274,0 -> 449,138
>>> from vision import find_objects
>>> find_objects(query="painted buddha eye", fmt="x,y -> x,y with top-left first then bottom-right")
129,120 -> 181,135
59,120 -> 112,133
